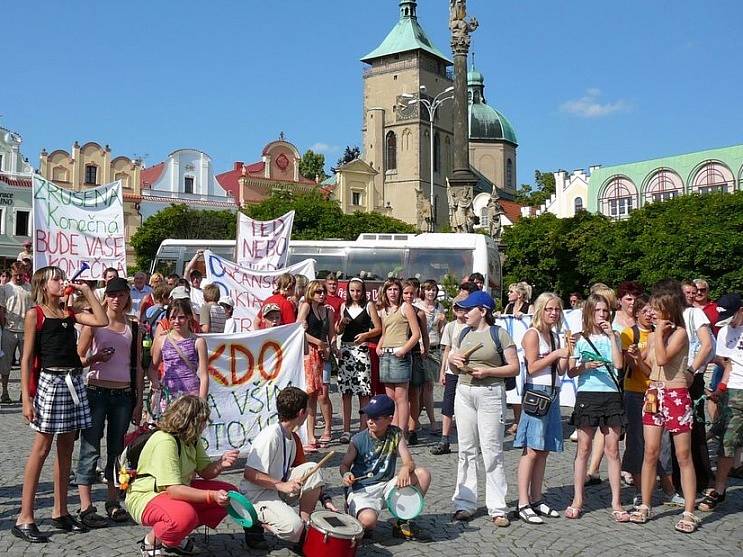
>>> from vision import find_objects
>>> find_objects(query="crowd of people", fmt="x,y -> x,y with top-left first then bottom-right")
4,255 -> 742,554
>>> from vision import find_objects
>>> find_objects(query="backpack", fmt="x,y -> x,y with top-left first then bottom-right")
117,425 -> 181,491
29,305 -> 74,398
458,325 -> 516,390
141,306 -> 167,369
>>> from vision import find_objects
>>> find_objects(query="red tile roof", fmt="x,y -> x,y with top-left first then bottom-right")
216,161 -> 321,204
0,173 -> 32,187
140,162 -> 166,187
499,199 -> 523,223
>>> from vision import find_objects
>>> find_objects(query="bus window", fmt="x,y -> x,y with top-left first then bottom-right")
347,248 -> 404,281
287,247 -> 346,279
406,248 -> 473,284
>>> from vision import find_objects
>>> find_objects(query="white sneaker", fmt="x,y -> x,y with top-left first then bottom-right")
663,492 -> 685,506
570,430 -> 578,442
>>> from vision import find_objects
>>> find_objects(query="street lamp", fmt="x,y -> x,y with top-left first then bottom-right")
402,85 -> 454,231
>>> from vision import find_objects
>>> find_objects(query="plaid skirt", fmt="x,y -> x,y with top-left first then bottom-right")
32,371 -> 92,434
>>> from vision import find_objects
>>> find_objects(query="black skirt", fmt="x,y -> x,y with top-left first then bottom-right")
570,391 -> 626,429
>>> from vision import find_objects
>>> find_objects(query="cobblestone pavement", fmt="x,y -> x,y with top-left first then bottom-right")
1,382 -> 741,556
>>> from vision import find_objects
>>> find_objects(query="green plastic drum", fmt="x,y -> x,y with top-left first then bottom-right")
226,491 -> 258,528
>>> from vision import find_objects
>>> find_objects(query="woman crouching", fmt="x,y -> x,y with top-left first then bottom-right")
125,395 -> 239,556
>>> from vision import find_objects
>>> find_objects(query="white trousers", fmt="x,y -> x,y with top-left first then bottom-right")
452,382 -> 508,517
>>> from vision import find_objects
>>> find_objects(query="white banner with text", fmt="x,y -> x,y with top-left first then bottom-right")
204,250 -> 315,332
237,211 -> 295,270
32,177 -> 126,279
200,324 -> 306,456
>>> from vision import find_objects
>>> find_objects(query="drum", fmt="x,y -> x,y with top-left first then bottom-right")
225,491 -> 258,528
302,510 -> 364,557
386,485 -> 424,520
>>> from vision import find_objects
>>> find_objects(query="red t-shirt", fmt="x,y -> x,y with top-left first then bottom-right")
261,294 -> 297,326
325,294 -> 343,324
701,300 -> 720,336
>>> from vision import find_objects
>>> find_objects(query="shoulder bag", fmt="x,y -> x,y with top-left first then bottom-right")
522,331 -> 558,417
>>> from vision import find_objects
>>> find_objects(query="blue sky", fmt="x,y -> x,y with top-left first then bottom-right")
2,0 -> 742,188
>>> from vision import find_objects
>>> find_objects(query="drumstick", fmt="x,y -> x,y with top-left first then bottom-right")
349,472 -> 374,483
565,329 -> 573,355
299,450 -> 335,484
458,342 -> 483,374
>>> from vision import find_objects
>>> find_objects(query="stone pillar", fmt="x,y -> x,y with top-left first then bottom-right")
447,0 -> 479,232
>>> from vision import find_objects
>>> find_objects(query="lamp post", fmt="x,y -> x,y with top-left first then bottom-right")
402,85 -> 454,231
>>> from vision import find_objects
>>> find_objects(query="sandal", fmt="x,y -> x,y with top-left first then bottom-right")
518,505 -> 544,524
532,500 -> 560,518
674,511 -> 700,534
139,537 -> 162,557
339,431 -> 352,444
452,509 -> 472,522
629,504 -> 651,524
303,443 -> 319,453
611,509 -> 631,523
319,434 -> 332,448
492,515 -> 510,527
697,489 -> 725,512
105,500 -> 131,523
320,493 -> 338,512
564,506 -> 582,519
78,506 -> 109,529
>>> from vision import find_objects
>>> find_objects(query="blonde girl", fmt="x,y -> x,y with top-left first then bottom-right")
566,293 -> 626,521
13,266 -> 109,543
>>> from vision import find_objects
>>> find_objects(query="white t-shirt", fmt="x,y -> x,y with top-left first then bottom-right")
223,317 -> 237,334
240,423 -> 295,500
716,324 -> 743,390
440,320 -> 467,375
523,328 -> 563,387
683,307 -> 711,364
190,287 -> 204,317
130,285 -> 153,318
0,282 -> 32,332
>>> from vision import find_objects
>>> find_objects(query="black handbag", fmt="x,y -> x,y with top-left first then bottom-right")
522,331 -> 558,417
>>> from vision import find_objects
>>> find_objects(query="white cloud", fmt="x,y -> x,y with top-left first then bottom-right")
559,89 -> 631,118
310,142 -> 340,154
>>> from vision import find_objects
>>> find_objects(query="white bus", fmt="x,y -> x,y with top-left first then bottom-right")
151,233 -> 501,297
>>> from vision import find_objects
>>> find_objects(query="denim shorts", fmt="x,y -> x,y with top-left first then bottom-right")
410,352 -> 426,387
514,384 -> 563,452
379,352 -> 412,384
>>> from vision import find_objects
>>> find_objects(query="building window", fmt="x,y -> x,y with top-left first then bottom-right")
52,166 -> 68,182
574,197 -> 584,212
480,207 -> 489,227
0,154 -> 4,171
600,176 -> 637,218
433,132 -> 440,173
184,176 -> 194,194
506,159 -> 513,189
691,162 -> 734,194
114,172 -> 129,188
385,131 -> 397,172
352,191 -> 362,206
84,165 -> 98,185
645,169 -> 682,203
15,210 -> 30,236
0,208 -> 5,234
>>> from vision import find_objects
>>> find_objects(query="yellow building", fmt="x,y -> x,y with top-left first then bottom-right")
332,1 -> 519,230
39,141 -> 142,267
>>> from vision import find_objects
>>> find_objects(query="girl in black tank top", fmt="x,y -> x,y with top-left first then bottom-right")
15,266 -> 109,542
336,278 -> 382,442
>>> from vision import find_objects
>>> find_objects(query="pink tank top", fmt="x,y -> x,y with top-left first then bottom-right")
88,324 -> 133,383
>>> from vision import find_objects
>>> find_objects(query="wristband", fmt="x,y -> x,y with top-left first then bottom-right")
718,383 -> 727,393
205,490 -> 213,504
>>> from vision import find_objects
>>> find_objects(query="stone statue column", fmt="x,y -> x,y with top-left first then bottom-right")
447,0 -> 479,232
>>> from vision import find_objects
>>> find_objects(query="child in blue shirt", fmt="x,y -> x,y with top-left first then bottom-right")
340,394 -> 431,540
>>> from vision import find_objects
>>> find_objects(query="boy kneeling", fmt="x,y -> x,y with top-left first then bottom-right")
240,386 -> 326,548
340,394 -> 431,540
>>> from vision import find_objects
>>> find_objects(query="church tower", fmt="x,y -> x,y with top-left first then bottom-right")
361,0 -> 454,229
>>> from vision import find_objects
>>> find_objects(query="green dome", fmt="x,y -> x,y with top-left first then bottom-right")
468,68 -> 517,145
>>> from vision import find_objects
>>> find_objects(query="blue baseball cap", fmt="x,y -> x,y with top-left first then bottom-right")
360,394 -> 395,418
457,290 -> 496,310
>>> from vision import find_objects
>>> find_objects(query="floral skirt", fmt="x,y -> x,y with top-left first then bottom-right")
338,343 -> 372,396
304,344 -> 325,395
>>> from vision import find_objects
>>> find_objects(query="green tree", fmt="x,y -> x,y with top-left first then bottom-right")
298,149 -> 327,182
333,145 -> 361,173
502,191 -> 743,300
243,190 -> 417,240
130,204 -> 236,271
515,170 -> 556,207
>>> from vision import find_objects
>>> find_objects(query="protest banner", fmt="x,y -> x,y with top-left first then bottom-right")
32,176 -> 126,279
200,324 -> 306,456
496,315 -> 577,407
204,250 -> 315,332
237,211 -> 295,270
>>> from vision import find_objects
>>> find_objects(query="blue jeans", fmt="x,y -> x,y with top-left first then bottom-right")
76,385 -> 133,484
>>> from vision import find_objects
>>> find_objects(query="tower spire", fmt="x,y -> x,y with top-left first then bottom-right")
399,0 -> 417,19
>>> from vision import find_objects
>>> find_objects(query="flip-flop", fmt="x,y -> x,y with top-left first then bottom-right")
319,435 -> 332,448
303,443 -> 319,453
564,506 -> 582,519
611,510 -> 630,523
